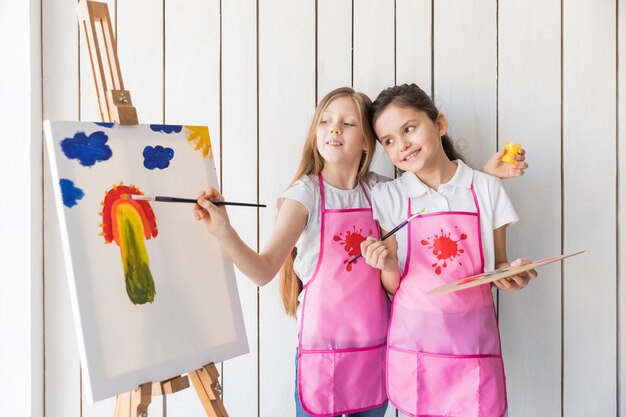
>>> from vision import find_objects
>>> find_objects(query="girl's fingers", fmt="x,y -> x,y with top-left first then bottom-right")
509,275 -> 528,288
371,244 -> 387,266
493,279 -> 509,290
194,206 -> 203,220
519,268 -> 538,280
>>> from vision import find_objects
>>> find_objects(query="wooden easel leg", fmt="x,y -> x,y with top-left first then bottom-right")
113,392 -> 131,417
113,383 -> 152,417
189,364 -> 229,417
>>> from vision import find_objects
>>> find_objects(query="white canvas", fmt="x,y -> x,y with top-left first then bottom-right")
43,121 -> 248,403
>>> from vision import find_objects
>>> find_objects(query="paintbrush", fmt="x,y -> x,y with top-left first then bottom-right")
347,208 -> 425,265
126,195 -> 266,208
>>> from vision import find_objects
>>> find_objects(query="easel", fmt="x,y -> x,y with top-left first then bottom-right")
77,2 -> 228,416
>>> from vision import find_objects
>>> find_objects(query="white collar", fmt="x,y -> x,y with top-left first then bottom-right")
400,160 -> 473,197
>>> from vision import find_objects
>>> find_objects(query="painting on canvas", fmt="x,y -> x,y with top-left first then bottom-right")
44,121 -> 248,403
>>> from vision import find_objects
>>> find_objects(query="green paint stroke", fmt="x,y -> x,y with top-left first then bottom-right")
117,204 -> 156,304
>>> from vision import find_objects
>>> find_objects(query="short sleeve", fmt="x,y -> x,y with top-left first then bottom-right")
277,175 -> 317,226
371,182 -> 398,233
490,177 -> 519,230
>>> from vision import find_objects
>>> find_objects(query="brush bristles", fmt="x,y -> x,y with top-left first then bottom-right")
125,194 -> 152,201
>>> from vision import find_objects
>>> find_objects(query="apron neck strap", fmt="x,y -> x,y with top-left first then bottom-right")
359,179 -> 372,207
317,173 -> 326,211
470,184 -> 480,216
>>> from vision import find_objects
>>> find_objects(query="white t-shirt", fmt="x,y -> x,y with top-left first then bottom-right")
371,160 -> 519,275
278,172 -> 391,321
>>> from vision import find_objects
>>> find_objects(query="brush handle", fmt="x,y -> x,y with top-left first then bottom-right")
347,219 -> 409,265
214,201 -> 266,208
154,196 -> 266,207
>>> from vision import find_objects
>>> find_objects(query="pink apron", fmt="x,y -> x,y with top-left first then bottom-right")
297,173 -> 390,416
386,184 -> 507,417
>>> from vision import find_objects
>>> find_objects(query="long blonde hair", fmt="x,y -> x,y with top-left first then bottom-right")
279,87 -> 377,317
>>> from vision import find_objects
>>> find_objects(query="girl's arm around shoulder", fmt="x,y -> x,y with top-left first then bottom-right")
195,188 -> 308,286
482,147 -> 528,179
360,233 -> 401,294
491,225 -> 537,291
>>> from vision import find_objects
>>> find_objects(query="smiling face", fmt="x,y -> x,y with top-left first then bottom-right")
316,96 -> 367,169
374,104 -> 449,173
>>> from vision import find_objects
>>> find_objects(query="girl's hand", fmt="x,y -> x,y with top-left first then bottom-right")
360,236 -> 399,273
493,258 -> 537,291
194,188 -> 233,238
483,147 -> 528,179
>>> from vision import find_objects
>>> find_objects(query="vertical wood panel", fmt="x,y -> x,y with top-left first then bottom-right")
0,1 -> 42,416
353,0 -> 395,179
434,0 -> 496,169
498,1 -> 562,415
220,0 -> 260,416
116,0 -> 163,123
395,0 -> 431,95
317,0 -> 352,97
563,0 -> 616,415
42,0 -> 81,416
163,1 -> 219,413
259,1 -> 315,415
617,3 -> 626,417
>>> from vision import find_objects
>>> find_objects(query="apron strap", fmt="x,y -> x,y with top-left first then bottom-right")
470,184 -> 480,216
317,172 -> 327,212
359,179 -> 372,208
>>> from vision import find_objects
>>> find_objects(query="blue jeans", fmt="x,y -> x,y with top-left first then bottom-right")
294,350 -> 388,417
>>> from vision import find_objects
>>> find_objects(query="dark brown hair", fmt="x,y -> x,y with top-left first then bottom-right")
370,83 -> 464,163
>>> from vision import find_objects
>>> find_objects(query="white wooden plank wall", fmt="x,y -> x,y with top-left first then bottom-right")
497,1 -> 562,416
35,1 -> 622,416
219,2 -> 259,417
563,1 -> 616,416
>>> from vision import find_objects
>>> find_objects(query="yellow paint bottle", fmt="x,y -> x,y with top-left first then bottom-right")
501,141 -> 521,164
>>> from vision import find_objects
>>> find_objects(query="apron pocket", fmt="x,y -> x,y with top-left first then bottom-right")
299,344 -> 387,416
416,351 -> 506,417
387,346 -> 418,416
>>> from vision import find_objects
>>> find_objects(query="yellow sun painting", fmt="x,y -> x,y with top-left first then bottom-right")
184,126 -> 212,159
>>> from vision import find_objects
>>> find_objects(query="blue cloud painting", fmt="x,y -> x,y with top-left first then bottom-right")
94,122 -> 115,128
59,179 -> 85,208
150,124 -> 183,134
143,146 -> 175,170
60,131 -> 113,167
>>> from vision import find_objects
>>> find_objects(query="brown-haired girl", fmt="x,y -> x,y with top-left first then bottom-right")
361,83 -> 535,417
